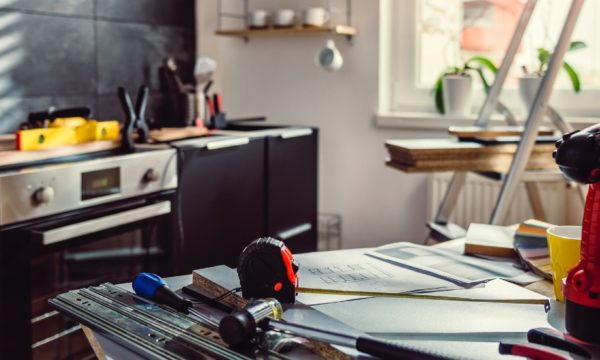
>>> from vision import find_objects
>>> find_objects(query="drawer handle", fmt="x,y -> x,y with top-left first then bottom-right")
206,137 -> 249,150
280,129 -> 312,139
35,201 -> 171,246
277,223 -> 312,240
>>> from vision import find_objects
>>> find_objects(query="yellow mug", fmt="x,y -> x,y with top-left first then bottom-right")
546,226 -> 581,302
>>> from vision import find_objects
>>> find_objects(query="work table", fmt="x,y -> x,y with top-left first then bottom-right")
71,251 -> 574,360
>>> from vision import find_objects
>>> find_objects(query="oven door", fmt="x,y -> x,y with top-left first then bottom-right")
0,191 -> 177,359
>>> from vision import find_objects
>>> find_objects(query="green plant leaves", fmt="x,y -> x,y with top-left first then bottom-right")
569,41 -> 587,52
563,61 -> 581,92
473,68 -> 490,93
433,74 -> 445,114
537,48 -> 551,73
536,41 -> 586,92
466,56 -> 498,74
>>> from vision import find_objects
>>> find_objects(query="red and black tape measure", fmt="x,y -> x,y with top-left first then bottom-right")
237,237 -> 299,303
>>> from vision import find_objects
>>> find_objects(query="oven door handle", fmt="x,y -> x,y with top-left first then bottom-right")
33,201 -> 171,246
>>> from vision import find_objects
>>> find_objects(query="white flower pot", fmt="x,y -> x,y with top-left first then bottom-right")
518,75 -> 543,111
443,75 -> 473,117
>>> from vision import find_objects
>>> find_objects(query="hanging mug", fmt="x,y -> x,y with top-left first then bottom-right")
315,39 -> 343,72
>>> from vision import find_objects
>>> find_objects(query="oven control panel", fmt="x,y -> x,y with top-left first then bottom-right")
0,148 -> 177,226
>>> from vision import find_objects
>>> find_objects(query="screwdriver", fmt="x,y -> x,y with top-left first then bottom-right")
132,272 -> 219,328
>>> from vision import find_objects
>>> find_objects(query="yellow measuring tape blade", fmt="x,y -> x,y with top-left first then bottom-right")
297,287 -> 550,306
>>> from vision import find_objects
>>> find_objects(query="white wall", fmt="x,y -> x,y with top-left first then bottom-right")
196,1 -> 443,249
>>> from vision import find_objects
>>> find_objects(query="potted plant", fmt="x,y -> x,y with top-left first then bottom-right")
432,56 -> 498,116
519,41 -> 586,110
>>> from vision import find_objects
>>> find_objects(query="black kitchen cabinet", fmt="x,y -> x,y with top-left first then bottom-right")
176,137 -> 266,272
175,127 -> 318,272
266,130 -> 318,253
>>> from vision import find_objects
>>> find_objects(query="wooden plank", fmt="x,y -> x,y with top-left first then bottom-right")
448,126 -> 555,138
81,326 -> 107,360
385,138 -> 555,160
386,156 -> 557,173
387,148 -> 554,164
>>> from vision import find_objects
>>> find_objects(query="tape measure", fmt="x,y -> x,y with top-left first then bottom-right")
237,237 -> 299,303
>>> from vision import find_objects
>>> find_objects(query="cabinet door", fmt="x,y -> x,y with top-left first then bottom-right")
267,130 -> 318,253
177,138 -> 266,271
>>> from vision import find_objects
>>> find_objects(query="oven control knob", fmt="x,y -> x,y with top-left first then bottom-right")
143,169 -> 159,183
33,186 -> 54,205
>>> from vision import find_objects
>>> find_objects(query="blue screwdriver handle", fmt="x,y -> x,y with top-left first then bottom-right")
132,272 -> 192,313
133,272 -> 166,298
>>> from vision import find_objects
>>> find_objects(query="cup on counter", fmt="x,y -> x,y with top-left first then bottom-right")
303,7 -> 330,27
547,226 -> 582,302
248,9 -> 269,28
274,9 -> 296,28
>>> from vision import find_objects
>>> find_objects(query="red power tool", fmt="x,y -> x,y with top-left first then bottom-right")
554,123 -> 600,343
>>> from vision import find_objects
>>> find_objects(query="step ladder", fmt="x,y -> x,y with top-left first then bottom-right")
428,0 -> 586,242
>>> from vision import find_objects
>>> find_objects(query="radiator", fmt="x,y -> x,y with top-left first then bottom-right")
428,173 -> 580,227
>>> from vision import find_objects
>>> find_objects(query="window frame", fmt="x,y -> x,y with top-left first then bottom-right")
377,0 -> 600,128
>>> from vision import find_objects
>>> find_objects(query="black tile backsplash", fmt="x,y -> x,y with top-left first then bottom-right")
5,0 -> 95,17
96,20 -> 194,95
15,13 -> 96,97
97,0 -> 194,27
0,0 -> 195,132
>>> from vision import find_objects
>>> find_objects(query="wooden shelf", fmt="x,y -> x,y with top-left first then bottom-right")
215,25 -> 357,40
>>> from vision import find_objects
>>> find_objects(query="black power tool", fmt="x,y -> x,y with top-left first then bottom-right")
554,124 -> 600,343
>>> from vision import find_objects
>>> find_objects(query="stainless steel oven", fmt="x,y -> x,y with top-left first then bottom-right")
0,146 -> 178,359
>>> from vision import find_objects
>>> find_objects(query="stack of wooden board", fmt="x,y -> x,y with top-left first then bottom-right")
385,138 -> 557,173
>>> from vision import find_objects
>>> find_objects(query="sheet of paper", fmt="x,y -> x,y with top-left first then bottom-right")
418,278 -> 548,302
295,248 -> 461,295
367,242 -> 542,287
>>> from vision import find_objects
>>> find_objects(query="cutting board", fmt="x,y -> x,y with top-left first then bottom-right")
149,127 -> 211,142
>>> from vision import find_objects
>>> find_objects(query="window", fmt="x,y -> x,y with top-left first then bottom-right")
379,0 -> 600,121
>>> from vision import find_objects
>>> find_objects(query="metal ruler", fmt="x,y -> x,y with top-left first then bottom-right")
49,283 -> 251,360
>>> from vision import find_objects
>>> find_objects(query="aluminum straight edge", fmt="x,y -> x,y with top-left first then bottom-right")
490,0 -> 585,225
474,0 -> 538,127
